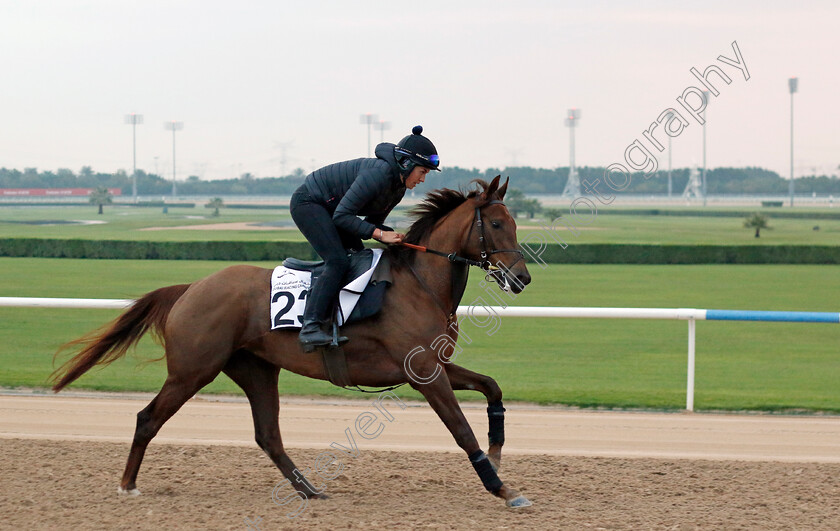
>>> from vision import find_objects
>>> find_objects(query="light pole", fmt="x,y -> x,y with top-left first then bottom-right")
124,113 -> 143,202
562,108 -> 581,197
668,133 -> 673,198
374,119 -> 391,143
662,111 -> 674,198
274,141 -> 293,177
359,113 -> 378,157
164,121 -> 184,197
789,77 -> 798,207
701,91 -> 709,207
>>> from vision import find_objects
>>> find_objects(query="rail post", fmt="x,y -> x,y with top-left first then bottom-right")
686,318 -> 696,412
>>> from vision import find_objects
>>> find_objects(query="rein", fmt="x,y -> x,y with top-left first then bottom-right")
401,200 -> 523,272
399,199 -> 525,323
400,242 -> 488,269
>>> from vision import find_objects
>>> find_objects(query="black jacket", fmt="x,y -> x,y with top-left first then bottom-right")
304,142 -> 406,239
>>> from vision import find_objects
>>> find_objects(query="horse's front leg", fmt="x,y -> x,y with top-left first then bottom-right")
408,364 -> 531,508
444,363 -> 506,472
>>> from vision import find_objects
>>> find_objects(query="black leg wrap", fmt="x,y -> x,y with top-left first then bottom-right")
469,450 -> 503,493
487,401 -> 506,446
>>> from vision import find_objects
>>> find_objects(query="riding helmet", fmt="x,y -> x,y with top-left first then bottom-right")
395,125 -> 440,172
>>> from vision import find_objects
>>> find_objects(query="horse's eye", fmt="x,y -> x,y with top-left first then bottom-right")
491,221 -> 501,229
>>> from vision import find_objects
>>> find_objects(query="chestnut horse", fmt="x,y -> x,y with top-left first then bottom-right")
50,176 -> 532,508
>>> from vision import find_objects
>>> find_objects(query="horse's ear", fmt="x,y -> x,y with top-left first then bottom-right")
485,175 -> 501,198
497,177 -> 509,200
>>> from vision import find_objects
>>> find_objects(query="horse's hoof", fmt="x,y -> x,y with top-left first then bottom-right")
117,486 -> 141,496
506,495 -> 532,508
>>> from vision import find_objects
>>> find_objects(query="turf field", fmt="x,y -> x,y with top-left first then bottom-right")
1,257 -> 837,412
1,204 -> 839,245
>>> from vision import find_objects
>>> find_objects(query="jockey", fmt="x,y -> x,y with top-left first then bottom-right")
290,125 -> 440,350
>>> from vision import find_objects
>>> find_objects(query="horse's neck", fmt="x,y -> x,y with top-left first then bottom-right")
411,250 -> 456,315
411,209 -> 472,316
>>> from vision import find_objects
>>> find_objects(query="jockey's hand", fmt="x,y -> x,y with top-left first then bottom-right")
376,230 -> 404,244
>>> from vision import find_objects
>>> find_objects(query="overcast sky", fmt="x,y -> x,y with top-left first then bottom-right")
1,0 -> 837,181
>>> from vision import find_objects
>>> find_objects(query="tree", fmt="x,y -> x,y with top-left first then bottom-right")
522,198 -> 542,219
743,213 -> 770,238
89,187 -> 113,214
206,197 -> 224,217
542,208 -> 565,221
505,189 -> 542,218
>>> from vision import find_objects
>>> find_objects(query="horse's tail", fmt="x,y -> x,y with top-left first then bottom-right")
50,284 -> 191,392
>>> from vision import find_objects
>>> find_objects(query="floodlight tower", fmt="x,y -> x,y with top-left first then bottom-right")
374,119 -> 391,143
124,113 -> 143,202
359,113 -> 378,157
789,77 -> 798,207
562,108 -> 581,197
682,165 -> 703,200
164,121 -> 184,197
701,91 -> 709,207
663,111 -> 674,198
274,140 -> 294,177
668,133 -> 673,198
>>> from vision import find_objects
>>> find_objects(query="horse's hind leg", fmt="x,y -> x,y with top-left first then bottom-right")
119,372 -> 214,495
445,363 -> 506,471
222,350 -> 326,499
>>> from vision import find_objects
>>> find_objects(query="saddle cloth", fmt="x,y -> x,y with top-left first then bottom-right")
270,248 -> 391,330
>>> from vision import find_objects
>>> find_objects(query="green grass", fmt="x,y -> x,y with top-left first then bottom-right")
1,205 -> 839,245
518,213 -> 840,245
0,205 -> 306,242
1,258 -> 837,412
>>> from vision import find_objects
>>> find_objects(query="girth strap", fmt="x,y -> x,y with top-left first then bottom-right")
321,345 -> 353,388
320,344 -> 407,394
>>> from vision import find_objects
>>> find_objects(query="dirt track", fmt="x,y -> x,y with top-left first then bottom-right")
2,392 -> 840,530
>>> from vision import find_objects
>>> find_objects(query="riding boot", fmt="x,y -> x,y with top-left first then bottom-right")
299,266 -> 348,351
298,314 -> 332,352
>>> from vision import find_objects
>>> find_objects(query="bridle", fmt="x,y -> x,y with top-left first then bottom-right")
402,200 -> 524,274
400,199 -> 526,323
468,200 -> 526,273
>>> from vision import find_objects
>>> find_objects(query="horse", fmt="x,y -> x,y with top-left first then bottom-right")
50,175 -> 533,508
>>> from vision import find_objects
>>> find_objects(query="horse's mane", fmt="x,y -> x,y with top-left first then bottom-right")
388,179 -> 491,266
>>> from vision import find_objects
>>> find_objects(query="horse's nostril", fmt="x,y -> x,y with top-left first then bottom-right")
518,274 -> 531,286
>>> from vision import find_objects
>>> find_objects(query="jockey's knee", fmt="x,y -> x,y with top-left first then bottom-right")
324,255 -> 350,275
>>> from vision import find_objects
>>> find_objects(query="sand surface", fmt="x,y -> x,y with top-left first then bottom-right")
1,392 -> 839,530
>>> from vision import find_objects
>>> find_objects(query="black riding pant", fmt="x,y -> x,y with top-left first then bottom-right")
289,186 -> 363,323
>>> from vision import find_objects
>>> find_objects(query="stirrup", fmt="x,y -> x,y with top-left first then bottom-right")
330,321 -> 349,348
299,324 -> 347,353
300,336 -> 332,353
299,323 -> 333,352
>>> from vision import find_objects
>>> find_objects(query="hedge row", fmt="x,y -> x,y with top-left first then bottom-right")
1,238 -> 839,264
531,244 -> 840,264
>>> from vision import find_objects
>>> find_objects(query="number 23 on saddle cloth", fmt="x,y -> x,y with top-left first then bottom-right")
269,248 -> 392,330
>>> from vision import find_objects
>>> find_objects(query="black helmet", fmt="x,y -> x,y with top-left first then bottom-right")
395,125 -> 440,172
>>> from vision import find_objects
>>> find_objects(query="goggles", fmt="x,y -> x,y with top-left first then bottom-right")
395,147 -> 440,170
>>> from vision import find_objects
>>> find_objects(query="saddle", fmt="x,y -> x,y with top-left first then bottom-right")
281,248 -> 392,325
